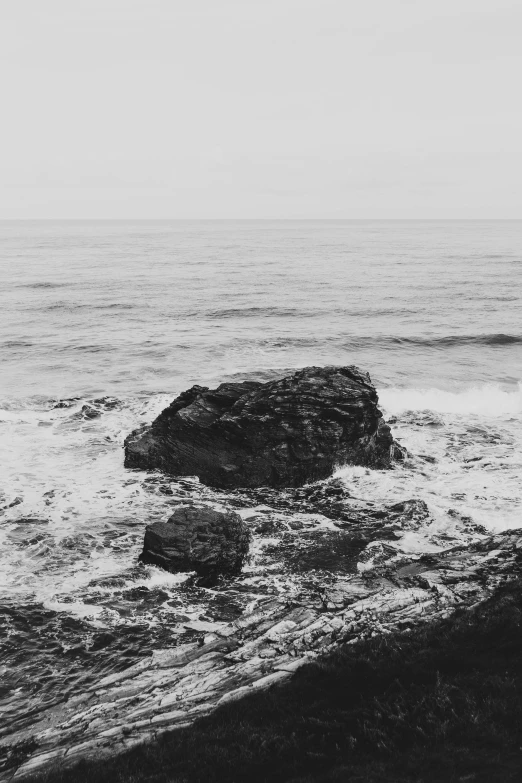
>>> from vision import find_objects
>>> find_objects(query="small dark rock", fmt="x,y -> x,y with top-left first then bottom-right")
254,517 -> 286,536
52,398 -> 80,409
387,499 -> 430,522
140,504 -> 251,578
71,405 -> 101,420
419,454 -> 437,464
90,397 -> 121,410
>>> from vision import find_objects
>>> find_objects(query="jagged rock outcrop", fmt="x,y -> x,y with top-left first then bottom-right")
140,505 -> 251,578
124,366 -> 401,488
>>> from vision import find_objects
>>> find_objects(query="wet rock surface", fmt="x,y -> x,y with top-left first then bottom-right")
3,502 -> 522,781
124,366 -> 401,488
140,505 -> 251,579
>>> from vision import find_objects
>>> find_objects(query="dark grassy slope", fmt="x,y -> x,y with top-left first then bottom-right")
37,582 -> 522,783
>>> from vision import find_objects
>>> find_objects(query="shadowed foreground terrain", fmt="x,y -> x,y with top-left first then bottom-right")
31,581 -> 522,783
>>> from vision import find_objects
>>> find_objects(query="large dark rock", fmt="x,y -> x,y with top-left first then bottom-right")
125,366 -> 401,489
140,505 -> 251,577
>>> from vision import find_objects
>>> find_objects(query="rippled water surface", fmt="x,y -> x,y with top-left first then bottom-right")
1,220 -> 521,732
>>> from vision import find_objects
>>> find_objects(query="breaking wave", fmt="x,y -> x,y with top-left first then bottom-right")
379,383 -> 522,416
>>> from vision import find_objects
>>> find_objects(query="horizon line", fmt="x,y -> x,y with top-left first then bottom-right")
1,217 -> 521,222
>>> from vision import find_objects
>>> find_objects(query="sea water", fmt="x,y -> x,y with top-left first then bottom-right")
1,220 -> 521,728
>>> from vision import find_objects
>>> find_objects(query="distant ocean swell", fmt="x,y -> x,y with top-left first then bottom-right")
222,333 -> 522,352
5,333 -> 522,363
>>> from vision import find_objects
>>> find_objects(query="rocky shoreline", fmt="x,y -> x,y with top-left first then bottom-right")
1,366 -> 519,780
3,516 -> 521,781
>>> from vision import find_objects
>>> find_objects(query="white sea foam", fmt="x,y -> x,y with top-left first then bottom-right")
336,382 -> 522,541
0,393 -> 176,603
379,383 -> 522,417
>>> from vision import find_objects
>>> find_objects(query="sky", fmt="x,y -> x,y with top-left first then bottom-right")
0,0 -> 521,219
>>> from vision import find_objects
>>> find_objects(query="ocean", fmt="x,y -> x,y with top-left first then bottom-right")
1,220 -> 521,733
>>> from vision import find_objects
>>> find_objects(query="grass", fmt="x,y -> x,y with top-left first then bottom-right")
36,581 -> 522,783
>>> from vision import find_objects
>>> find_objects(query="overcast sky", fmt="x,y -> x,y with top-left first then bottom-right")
1,0 -> 521,218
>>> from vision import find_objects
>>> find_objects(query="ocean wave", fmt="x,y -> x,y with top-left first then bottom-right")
401,334 -> 522,347
68,344 -> 118,353
236,333 -> 522,352
182,305 -> 422,321
342,334 -> 522,349
205,306 -> 311,319
42,302 -> 139,312
444,253 -> 515,260
2,340 -> 34,348
379,383 -> 522,416
19,282 -> 67,289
